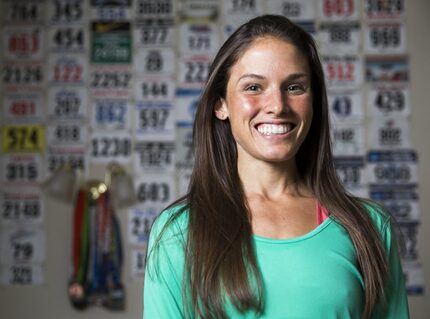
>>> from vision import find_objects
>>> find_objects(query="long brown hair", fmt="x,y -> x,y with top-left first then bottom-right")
151,15 -> 388,318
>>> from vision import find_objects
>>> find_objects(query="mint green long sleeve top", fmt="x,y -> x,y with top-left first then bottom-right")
143,205 -> 409,318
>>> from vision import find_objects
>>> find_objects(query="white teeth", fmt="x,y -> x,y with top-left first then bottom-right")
257,124 -> 292,135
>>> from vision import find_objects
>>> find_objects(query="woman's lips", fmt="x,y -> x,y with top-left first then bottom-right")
255,123 -> 295,136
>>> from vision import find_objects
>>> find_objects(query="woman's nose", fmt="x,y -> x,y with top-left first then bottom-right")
264,89 -> 288,115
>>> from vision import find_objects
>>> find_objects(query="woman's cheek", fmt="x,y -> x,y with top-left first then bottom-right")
236,95 -> 261,115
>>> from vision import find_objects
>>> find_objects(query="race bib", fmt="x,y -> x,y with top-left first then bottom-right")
328,90 -> 364,122
0,188 -> 44,225
2,92 -> 44,123
364,0 -> 405,20
46,122 -> 87,146
134,173 -> 174,207
370,187 -> 420,222
1,125 -> 45,153
135,102 -> 175,141
318,0 -> 360,22
318,23 -> 360,54
48,54 -> 87,84
322,55 -> 362,89
2,26 -> 44,61
2,0 -> 45,24
0,227 -> 45,264
1,154 -> 43,185
331,121 -> 365,156
364,22 -> 407,55
90,99 -> 131,130
265,0 -> 316,21
134,141 -> 175,173
368,117 -> 411,149
366,150 -> 418,187
179,23 -> 220,55
134,19 -> 175,48
134,76 -> 176,102
47,0 -> 86,24
367,85 -> 410,118
47,87 -> 88,120
90,131 -> 132,163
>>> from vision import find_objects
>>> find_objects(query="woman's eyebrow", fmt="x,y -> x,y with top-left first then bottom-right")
236,72 -> 309,84
237,73 -> 266,83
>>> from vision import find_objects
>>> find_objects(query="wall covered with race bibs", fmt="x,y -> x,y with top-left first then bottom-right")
0,0 -> 429,318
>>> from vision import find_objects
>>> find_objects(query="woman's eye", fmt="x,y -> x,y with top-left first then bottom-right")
287,84 -> 305,94
245,84 -> 260,91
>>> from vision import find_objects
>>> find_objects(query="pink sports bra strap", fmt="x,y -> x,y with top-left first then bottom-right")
316,201 -> 329,225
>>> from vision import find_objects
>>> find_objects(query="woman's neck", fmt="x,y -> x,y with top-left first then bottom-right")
238,157 -> 305,200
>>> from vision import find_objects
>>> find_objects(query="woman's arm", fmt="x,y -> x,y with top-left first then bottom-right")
143,211 -> 187,319
373,216 -> 410,318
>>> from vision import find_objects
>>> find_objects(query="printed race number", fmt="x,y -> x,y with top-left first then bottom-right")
367,85 -> 410,117
49,26 -> 86,52
2,92 -> 44,123
370,188 -> 420,222
322,55 -> 362,89
90,132 -> 132,163
175,123 -> 194,169
318,0 -> 359,21
1,63 -> 44,88
135,0 -> 176,19
369,117 -> 410,149
130,248 -> 147,277
318,23 -> 360,54
0,263 -> 44,286
90,66 -> 132,97
134,19 -> 175,47
0,228 -> 45,263
364,22 -> 406,55
46,123 -> 87,146
48,54 -> 86,84
135,76 -> 175,102
46,146 -> 86,177
134,174 -> 174,206
331,122 -> 365,156
366,150 -> 418,186
3,26 -> 44,60
222,0 -> 264,25
47,87 -> 87,120
2,125 -> 44,153
364,0 -> 405,19
135,49 -> 175,75
334,156 -> 366,188
328,90 -> 364,122
179,23 -> 220,54
2,0 -> 45,23
48,0 -> 85,23
178,56 -> 212,88
135,102 -> 175,141
0,189 -> 44,225
1,154 -> 43,184
128,207 -> 158,244
91,99 -> 131,130
265,0 -> 316,21
134,141 -> 175,172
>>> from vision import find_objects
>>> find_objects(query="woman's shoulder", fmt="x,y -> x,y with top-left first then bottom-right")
150,202 -> 190,243
360,199 -> 392,236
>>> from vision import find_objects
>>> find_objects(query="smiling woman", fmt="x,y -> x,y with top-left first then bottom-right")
143,15 -> 409,319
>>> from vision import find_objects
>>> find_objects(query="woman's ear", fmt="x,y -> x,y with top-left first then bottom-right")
215,99 -> 229,120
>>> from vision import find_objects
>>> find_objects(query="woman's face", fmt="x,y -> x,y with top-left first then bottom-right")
216,37 -> 313,165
